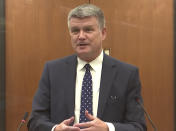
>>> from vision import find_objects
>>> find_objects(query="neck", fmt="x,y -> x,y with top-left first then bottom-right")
78,50 -> 103,62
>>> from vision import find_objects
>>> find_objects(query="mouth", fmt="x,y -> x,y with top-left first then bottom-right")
77,42 -> 89,46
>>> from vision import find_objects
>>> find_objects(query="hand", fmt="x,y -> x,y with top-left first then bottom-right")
73,111 -> 109,131
54,117 -> 80,131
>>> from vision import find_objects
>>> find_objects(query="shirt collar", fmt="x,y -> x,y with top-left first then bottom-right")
77,50 -> 104,71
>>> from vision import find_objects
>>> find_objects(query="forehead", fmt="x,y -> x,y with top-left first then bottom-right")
69,16 -> 99,27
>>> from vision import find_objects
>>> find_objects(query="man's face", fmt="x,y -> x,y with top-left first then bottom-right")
69,16 -> 106,62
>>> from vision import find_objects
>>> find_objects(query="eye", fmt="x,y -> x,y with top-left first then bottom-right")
71,28 -> 80,34
84,27 -> 94,32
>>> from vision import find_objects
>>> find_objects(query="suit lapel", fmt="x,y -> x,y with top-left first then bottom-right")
64,55 -> 77,117
97,54 -> 116,118
62,54 -> 117,119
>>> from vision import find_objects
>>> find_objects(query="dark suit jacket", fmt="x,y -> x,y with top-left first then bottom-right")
28,54 -> 147,131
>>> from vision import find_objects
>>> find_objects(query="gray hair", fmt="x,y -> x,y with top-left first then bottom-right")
67,4 -> 105,30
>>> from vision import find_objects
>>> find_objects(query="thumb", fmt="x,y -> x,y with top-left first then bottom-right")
63,117 -> 74,125
85,110 -> 95,121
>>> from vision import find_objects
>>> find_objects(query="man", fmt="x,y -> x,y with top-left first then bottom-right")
28,4 -> 147,131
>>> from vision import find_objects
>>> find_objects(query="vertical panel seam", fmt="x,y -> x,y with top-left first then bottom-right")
0,0 -> 6,130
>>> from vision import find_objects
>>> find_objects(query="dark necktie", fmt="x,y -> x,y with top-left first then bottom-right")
79,64 -> 93,123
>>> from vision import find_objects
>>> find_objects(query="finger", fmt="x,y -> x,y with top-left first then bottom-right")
81,128 -> 92,131
74,122 -> 92,129
65,126 -> 80,131
85,110 -> 95,121
63,116 -> 75,125
55,124 -> 80,131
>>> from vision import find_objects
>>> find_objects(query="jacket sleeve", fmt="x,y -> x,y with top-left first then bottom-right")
113,68 -> 147,131
27,63 -> 55,131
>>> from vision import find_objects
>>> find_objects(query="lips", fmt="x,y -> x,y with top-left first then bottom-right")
77,42 -> 89,46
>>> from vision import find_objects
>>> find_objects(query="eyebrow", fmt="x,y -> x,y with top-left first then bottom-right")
71,24 -> 96,29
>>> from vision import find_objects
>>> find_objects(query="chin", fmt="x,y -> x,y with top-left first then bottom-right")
77,52 -> 88,57
77,53 -> 95,62
76,50 -> 89,56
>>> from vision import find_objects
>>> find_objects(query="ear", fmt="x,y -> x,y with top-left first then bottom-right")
101,27 -> 107,40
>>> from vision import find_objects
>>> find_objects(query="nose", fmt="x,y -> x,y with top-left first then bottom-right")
78,30 -> 86,40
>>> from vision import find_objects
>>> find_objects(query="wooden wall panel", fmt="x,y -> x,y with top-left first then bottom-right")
5,0 -> 174,131
92,0 -> 174,131
5,0 -> 89,130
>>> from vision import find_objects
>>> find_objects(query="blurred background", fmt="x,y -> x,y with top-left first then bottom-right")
0,0 -> 175,130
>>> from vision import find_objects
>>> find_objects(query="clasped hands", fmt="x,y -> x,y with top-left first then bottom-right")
54,110 -> 108,131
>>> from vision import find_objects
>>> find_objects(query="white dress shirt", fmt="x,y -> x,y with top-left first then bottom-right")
52,51 -> 115,131
74,51 -> 103,123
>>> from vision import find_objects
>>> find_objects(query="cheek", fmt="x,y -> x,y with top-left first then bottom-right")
70,38 -> 77,49
93,36 -> 102,45
71,36 -> 77,43
92,32 -> 102,41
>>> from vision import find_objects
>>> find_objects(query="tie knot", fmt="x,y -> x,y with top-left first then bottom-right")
84,64 -> 91,71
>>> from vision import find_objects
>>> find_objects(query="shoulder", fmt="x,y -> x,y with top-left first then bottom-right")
104,54 -> 138,72
39,55 -> 77,74
45,54 -> 77,67
41,54 -> 77,74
